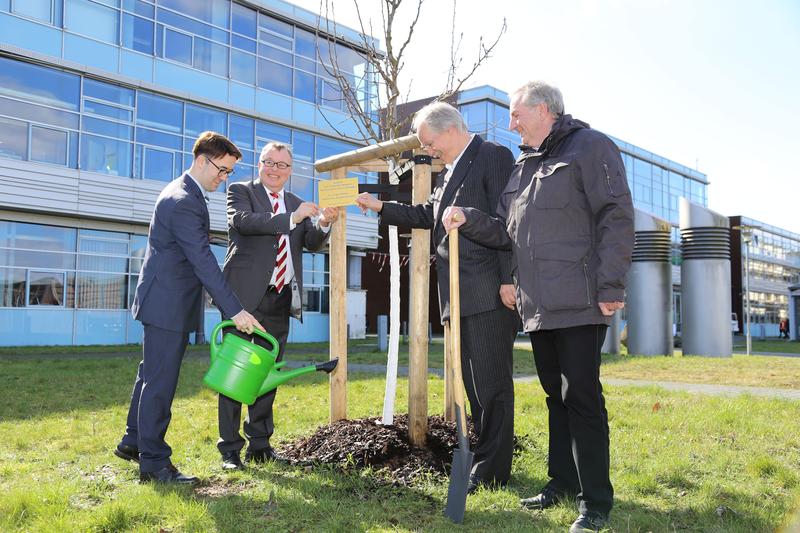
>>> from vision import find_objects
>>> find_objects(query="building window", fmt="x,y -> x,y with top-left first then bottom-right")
80,135 -> 132,176
230,48 -> 256,84
28,270 -> 65,306
142,146 -> 173,181
65,0 -> 120,44
0,117 -> 28,160
30,126 -> 69,165
10,0 -> 53,24
231,1 -> 255,37
258,58 -> 292,96
160,0 -> 229,28
122,12 -> 155,54
303,252 -> 329,313
164,27 -> 193,65
0,267 -> 26,307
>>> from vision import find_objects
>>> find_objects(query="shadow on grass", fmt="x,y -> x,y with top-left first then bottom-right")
138,465 -> 779,532
147,463 -> 561,532
502,470 -> 776,532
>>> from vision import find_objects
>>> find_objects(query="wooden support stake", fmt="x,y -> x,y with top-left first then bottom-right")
315,135 -> 421,172
443,321 -> 455,422
408,150 -> 431,447
329,166 -> 348,422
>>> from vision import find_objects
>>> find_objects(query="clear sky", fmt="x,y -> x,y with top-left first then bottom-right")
292,0 -> 800,234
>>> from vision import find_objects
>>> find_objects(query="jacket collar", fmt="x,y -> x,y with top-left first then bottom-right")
251,178 -> 301,212
435,134 -> 483,229
182,173 -> 207,202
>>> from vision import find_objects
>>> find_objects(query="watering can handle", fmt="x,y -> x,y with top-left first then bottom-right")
210,320 -> 280,362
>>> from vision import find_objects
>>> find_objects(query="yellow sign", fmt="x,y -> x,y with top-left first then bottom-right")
318,178 -> 359,207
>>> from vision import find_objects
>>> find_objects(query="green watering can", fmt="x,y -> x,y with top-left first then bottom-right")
203,320 -> 339,405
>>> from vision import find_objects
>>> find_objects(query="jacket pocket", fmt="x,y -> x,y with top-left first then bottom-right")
532,159 -> 572,209
537,257 -> 593,312
602,161 -> 628,198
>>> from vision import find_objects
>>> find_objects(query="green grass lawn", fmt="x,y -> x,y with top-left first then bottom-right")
733,338 -> 800,355
4,336 -> 800,390
1,356 -> 800,532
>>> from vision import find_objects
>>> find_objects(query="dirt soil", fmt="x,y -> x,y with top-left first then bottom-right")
278,414 -> 476,485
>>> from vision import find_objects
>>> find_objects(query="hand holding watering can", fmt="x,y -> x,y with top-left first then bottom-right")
203,320 -> 338,405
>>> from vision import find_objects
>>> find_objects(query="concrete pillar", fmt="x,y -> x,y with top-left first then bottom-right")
626,209 -> 673,356
679,198 -> 732,357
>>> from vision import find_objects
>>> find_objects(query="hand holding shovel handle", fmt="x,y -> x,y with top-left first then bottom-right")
448,228 -> 468,442
444,225 -> 474,523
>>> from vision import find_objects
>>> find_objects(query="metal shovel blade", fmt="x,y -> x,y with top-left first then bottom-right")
444,408 -> 474,524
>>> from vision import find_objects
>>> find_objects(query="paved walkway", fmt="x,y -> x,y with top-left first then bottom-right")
286,361 -> 800,401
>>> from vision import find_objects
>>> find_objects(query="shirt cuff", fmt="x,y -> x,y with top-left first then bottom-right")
289,213 -> 296,231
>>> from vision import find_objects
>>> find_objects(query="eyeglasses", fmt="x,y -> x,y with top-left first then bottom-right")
204,155 -> 235,176
261,159 -> 292,170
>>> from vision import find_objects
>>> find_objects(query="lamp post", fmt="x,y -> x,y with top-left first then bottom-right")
741,227 -> 752,356
734,225 -> 762,355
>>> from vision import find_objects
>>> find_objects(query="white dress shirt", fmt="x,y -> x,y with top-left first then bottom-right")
434,134 -> 474,220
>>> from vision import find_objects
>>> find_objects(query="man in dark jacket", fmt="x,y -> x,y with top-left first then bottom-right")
443,81 -> 634,532
218,141 -> 337,470
356,101 -> 519,491
115,131 -> 264,484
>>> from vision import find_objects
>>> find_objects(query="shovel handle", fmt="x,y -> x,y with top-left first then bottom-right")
448,227 -> 468,437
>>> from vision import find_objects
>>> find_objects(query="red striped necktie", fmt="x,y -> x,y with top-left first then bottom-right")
269,191 -> 288,293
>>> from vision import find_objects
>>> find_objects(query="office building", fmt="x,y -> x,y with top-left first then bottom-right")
0,0 -> 381,345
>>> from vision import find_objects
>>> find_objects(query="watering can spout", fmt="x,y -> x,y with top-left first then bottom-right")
257,357 -> 340,397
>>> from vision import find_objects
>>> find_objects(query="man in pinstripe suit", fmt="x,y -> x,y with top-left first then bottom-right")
356,101 -> 519,491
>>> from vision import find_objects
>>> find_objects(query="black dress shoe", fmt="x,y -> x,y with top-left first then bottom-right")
520,486 -> 568,510
245,446 -> 287,464
221,451 -> 245,470
569,513 -> 608,532
139,464 -> 199,485
113,444 -> 139,463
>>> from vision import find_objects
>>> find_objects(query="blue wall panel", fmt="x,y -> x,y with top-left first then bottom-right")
0,13 -> 61,58
0,309 -> 73,346
257,90 -> 292,121
126,315 -> 144,344
120,49 -> 154,83
229,81 -> 256,110
155,61 -> 228,104
74,310 -> 128,345
288,313 -> 329,343
63,34 -> 118,73
292,100 -> 316,128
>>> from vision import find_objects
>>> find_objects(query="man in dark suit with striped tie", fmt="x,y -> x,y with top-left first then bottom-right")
356,102 -> 519,492
114,131 -> 264,484
217,141 -> 339,470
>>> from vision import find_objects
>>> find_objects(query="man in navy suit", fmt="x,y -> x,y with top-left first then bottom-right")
356,102 -> 519,492
217,141 -> 338,470
114,131 -> 264,484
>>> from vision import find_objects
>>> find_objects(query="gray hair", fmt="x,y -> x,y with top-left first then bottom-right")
512,81 -> 564,117
260,141 -> 293,161
412,101 -> 467,134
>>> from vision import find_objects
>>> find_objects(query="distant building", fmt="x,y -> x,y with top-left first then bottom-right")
0,0 -> 381,345
729,216 -> 800,336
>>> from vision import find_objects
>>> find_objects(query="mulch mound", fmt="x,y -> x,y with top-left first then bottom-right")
278,414 -> 476,485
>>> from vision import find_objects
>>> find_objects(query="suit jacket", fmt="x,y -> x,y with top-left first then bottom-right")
380,135 -> 515,322
132,174 -> 242,333
223,178 -> 331,320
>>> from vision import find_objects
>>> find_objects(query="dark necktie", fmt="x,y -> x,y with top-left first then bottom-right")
269,192 -> 288,293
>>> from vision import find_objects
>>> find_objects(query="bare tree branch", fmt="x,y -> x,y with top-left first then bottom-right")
315,0 -> 506,145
